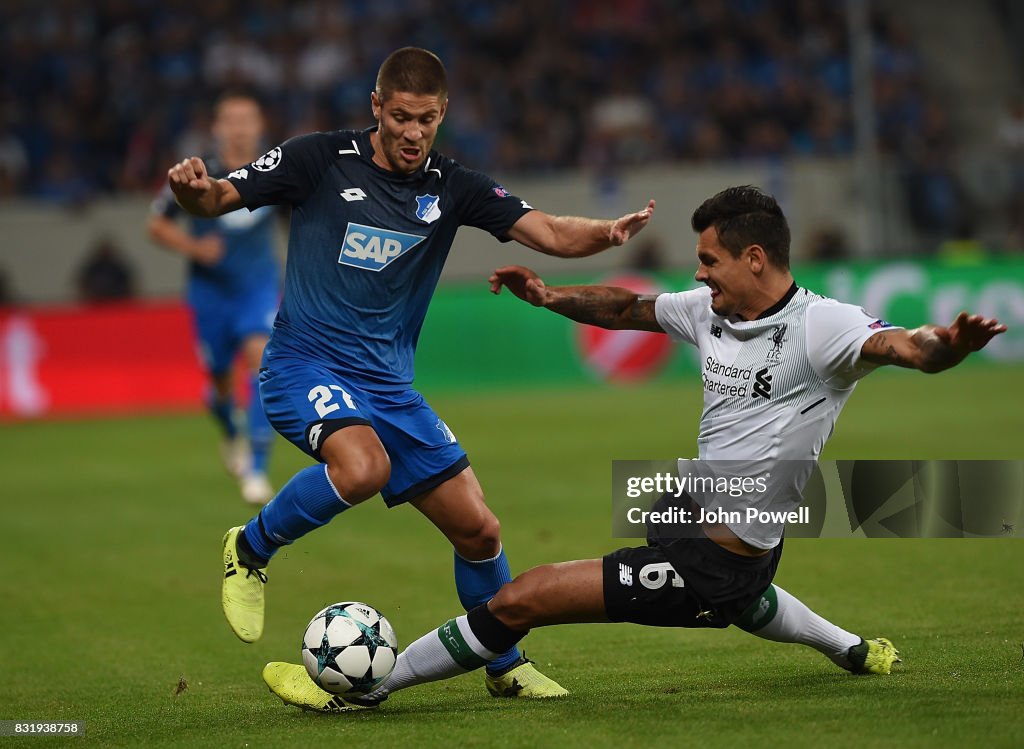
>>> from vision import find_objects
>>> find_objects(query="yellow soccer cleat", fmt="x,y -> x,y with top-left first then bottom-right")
484,656 -> 569,698
221,526 -> 266,643
848,637 -> 902,675
262,662 -> 379,712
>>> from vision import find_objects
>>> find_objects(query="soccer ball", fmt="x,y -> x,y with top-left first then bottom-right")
301,601 -> 398,695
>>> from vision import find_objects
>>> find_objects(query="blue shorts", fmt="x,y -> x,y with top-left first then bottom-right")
188,284 -> 278,375
259,357 -> 468,507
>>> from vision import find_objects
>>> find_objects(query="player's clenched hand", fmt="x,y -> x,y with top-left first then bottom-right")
166,156 -> 243,217
609,199 -> 656,246
937,312 -> 1007,353
489,265 -> 548,306
168,156 -> 213,195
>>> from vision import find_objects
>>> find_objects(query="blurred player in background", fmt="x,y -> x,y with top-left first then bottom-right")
149,91 -> 280,506
166,47 -> 655,698
261,185 -> 1006,712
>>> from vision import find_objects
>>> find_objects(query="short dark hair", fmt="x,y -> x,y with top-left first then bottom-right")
214,87 -> 264,114
375,47 -> 448,102
691,186 -> 791,269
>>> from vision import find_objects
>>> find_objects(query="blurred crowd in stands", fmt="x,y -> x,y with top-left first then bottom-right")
1,0 -> 927,189
0,0 -> 1020,254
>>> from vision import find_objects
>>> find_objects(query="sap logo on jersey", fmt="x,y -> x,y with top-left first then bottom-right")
339,222 -> 426,271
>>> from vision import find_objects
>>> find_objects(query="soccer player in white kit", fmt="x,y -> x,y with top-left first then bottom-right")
262,186 -> 1006,711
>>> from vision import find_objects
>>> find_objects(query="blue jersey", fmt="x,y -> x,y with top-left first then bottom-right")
226,127 -> 532,390
153,155 -> 280,300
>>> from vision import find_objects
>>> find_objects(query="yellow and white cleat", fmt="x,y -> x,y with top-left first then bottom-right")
221,526 -> 266,643
848,637 -> 902,675
484,656 -> 568,698
262,662 -> 379,712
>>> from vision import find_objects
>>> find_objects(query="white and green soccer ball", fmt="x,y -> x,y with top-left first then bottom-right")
301,601 -> 398,695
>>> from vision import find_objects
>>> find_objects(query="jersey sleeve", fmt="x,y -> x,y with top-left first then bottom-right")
654,288 -> 709,345
225,133 -> 335,210
450,166 -> 533,241
805,299 -> 902,389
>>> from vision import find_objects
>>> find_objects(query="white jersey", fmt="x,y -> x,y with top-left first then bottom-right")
655,284 -> 899,548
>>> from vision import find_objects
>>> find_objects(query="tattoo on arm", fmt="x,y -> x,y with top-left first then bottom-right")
546,288 -> 663,331
863,327 -> 964,372
880,333 -> 911,367
628,295 -> 661,329
862,331 -> 915,368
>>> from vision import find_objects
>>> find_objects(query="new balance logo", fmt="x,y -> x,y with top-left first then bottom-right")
751,596 -> 772,625
710,324 -> 722,338
618,563 -> 633,586
340,188 -> 366,202
752,367 -> 772,399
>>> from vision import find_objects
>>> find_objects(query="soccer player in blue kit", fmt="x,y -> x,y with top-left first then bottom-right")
150,90 -> 279,506
166,47 -> 655,698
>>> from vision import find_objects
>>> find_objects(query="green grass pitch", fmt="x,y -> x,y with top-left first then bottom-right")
1,365 -> 1022,748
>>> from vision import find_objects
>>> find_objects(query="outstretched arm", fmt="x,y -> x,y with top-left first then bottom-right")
505,200 -> 655,258
167,156 -> 244,218
147,214 -> 225,265
861,312 -> 1007,373
489,265 -> 664,332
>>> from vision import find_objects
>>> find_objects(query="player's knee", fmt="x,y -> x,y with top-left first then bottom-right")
452,514 -> 501,560
489,571 -> 544,631
326,451 -> 391,503
242,336 -> 268,371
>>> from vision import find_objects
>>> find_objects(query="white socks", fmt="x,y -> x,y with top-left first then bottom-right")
743,584 -> 862,668
365,614 -> 500,700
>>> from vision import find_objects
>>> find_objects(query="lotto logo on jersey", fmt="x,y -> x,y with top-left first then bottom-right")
339,223 -> 426,271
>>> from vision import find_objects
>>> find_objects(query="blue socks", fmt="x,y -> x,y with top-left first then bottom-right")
454,547 -> 521,674
207,391 -> 238,439
247,373 -> 273,474
241,463 -> 521,677
207,378 -> 272,474
242,465 -> 351,563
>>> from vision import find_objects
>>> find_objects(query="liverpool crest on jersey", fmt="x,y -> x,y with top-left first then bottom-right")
766,324 -> 787,364
415,194 -> 441,224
